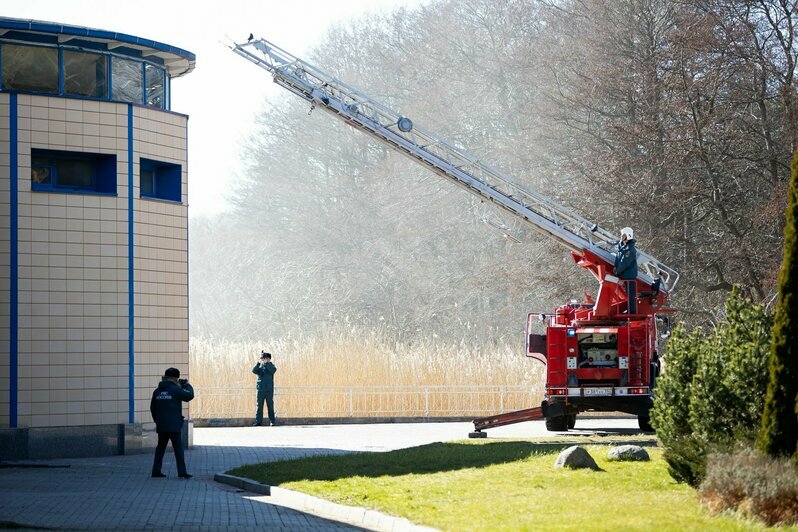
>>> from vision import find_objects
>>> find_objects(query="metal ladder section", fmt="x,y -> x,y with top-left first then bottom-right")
231,38 -> 680,294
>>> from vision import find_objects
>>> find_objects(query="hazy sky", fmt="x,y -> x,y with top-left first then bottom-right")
4,0 -> 427,216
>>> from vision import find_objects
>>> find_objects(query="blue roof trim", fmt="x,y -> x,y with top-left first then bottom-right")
0,17 -> 195,76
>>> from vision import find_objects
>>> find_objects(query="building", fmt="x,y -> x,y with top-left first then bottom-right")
0,17 -> 194,459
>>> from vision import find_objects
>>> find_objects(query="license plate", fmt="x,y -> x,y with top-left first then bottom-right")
583,387 -> 612,396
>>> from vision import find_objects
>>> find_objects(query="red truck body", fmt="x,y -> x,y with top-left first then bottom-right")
472,249 -> 672,434
527,309 -> 661,431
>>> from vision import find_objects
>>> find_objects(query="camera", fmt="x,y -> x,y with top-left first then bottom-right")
178,378 -> 188,386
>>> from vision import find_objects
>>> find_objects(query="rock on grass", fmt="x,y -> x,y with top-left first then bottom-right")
554,446 -> 599,470
607,445 -> 650,462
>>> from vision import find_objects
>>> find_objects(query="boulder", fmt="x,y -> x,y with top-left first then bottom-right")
554,445 -> 599,470
607,445 -> 650,462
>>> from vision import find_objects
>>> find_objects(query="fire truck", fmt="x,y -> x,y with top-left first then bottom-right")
230,37 -> 679,435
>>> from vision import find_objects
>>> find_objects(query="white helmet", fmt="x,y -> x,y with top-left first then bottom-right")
620,227 -> 634,240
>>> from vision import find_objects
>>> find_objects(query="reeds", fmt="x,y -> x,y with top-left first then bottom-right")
189,328 -> 544,419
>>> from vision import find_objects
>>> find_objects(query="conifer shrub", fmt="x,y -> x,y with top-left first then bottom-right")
650,324 -> 702,485
651,290 -> 772,487
759,149 -> 798,458
690,292 -> 771,444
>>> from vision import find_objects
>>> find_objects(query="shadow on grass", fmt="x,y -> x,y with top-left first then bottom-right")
230,441 -> 574,484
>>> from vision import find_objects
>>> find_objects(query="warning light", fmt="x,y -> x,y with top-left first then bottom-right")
567,329 -> 576,337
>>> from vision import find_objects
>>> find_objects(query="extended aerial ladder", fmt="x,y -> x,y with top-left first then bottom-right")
231,37 -> 680,433
231,38 -> 678,300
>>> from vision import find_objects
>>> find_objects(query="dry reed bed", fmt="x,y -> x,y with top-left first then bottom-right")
189,329 -> 544,418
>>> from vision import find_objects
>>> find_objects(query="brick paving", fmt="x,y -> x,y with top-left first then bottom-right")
0,419 -> 636,530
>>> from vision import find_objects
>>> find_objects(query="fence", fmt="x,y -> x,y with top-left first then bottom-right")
192,384 -> 543,420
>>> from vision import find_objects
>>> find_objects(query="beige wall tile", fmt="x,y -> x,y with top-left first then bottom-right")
8,95 -> 188,429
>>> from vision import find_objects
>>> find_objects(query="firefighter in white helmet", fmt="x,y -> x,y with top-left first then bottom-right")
615,227 -> 638,313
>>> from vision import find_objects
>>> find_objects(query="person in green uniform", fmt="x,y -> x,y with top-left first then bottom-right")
252,351 -> 277,426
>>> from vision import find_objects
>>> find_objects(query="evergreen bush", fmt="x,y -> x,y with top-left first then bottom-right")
691,293 -> 772,444
759,149 -> 798,458
650,324 -> 702,485
652,291 -> 772,486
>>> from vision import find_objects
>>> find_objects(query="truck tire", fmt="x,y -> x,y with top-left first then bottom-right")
545,415 -> 569,431
638,415 -> 654,432
568,414 -> 577,429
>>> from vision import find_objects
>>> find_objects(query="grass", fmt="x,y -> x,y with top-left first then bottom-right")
229,441 -> 777,531
190,331 -> 544,418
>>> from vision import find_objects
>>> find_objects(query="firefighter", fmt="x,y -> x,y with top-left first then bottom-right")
150,367 -> 194,478
615,227 -> 638,313
252,351 -> 277,426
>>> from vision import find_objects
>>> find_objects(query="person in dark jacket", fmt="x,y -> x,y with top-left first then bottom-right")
614,226 -> 638,314
252,351 -> 277,426
150,367 -> 194,478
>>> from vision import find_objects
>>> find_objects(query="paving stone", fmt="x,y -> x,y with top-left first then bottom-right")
0,419 -> 637,530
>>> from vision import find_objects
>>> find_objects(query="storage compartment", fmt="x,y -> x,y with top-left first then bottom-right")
578,332 -> 618,368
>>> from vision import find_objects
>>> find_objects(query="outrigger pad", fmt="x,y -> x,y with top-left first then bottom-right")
468,431 -> 488,439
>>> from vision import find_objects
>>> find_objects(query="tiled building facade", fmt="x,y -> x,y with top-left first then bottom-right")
0,18 -> 194,459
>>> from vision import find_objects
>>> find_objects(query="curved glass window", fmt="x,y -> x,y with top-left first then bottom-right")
0,43 -> 168,109
111,56 -> 143,104
64,50 -> 107,98
145,64 -> 165,108
1,44 -> 58,92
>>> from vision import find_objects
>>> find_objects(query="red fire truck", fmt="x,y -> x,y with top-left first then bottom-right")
231,37 -> 679,435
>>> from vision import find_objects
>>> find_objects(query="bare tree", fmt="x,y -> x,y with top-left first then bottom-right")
190,0 -> 794,342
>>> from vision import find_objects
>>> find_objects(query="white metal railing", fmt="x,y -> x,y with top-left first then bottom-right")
191,384 -> 543,419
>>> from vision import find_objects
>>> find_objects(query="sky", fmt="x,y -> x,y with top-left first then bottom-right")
3,0 -> 427,217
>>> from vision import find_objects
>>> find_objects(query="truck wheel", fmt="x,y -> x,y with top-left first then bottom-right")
568,414 -> 577,429
545,415 -> 569,431
638,415 -> 654,432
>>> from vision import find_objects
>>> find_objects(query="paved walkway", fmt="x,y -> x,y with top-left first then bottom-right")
0,419 -> 637,530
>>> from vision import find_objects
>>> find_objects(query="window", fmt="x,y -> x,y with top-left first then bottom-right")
64,50 -> 107,98
145,64 -> 165,109
1,44 -> 58,92
0,43 -> 170,109
31,149 -> 117,194
140,158 -> 181,202
111,56 -> 143,104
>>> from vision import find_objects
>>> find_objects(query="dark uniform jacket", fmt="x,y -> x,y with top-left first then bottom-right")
614,238 -> 639,280
252,362 -> 277,390
150,378 -> 194,433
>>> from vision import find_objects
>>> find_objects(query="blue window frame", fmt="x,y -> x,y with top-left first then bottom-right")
31,148 -> 116,194
140,158 -> 181,202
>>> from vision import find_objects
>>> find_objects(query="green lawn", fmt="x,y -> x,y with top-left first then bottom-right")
229,441 -> 776,531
